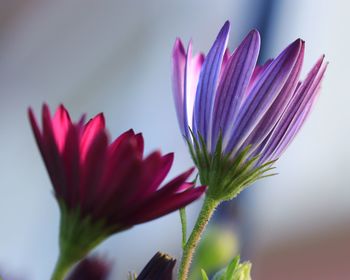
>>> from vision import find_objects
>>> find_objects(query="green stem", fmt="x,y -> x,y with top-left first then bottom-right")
51,253 -> 75,280
179,207 -> 187,249
178,196 -> 219,280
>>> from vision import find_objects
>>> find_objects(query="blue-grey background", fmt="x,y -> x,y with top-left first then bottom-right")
0,0 -> 348,279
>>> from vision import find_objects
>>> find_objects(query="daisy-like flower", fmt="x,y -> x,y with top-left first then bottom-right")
172,21 -> 327,201
28,104 -> 205,280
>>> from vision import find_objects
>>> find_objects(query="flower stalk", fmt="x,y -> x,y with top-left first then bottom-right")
178,196 -> 219,280
179,207 -> 188,249
51,253 -> 74,280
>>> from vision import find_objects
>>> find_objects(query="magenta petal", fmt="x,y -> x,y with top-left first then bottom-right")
67,257 -> 111,280
118,167 -> 195,221
79,130 -> 108,212
126,186 -> 206,225
141,153 -> 174,195
93,137 -> 143,219
135,132 -> 144,158
41,104 -> 67,197
120,151 -> 163,204
80,113 -> 106,161
29,104 -> 205,239
155,167 -> 195,194
108,129 -> 135,154
62,124 -> 80,208
52,105 -> 71,152
28,108 -> 45,160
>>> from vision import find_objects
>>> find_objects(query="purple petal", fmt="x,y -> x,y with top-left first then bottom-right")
241,41 -> 305,153
224,39 -> 304,154
183,41 -> 205,138
172,39 -> 187,136
193,21 -> 230,143
211,30 -> 260,151
259,56 -> 327,163
247,59 -> 273,94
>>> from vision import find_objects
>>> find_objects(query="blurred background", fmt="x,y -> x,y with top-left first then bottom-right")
0,0 -> 348,279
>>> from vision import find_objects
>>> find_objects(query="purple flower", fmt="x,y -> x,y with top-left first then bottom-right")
172,21 -> 327,200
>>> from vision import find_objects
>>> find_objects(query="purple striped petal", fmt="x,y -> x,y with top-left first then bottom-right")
259,56 -> 327,163
241,41 -> 305,153
219,48 -> 231,80
193,21 -> 230,143
211,30 -> 260,152
183,41 -> 205,137
247,59 -> 273,94
172,39 -> 186,136
224,39 -> 303,155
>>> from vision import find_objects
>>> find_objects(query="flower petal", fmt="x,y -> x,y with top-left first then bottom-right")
259,56 -> 327,163
126,186 -> 205,225
172,39 -> 187,136
183,41 -> 205,138
80,113 -> 106,161
225,39 -> 303,154
247,59 -> 273,93
120,151 -> 163,204
193,21 -> 230,144
52,105 -> 71,152
139,152 -> 174,197
79,130 -> 108,213
93,134 -> 141,219
211,29 -> 260,151
241,41 -> 305,153
61,124 -> 80,208
41,104 -> 67,197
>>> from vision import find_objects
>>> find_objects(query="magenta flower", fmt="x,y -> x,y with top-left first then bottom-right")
67,257 -> 111,280
172,21 -> 327,200
28,104 -> 205,278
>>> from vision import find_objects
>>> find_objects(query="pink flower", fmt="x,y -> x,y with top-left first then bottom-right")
28,104 -> 205,274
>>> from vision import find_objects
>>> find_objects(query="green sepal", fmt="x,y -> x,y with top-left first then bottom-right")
212,255 -> 252,280
186,130 -> 277,202
201,269 -> 210,280
56,202 -> 122,271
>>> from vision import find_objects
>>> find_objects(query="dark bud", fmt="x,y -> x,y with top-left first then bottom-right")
137,252 -> 176,280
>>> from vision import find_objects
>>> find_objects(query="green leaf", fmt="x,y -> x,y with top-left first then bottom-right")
212,255 -> 252,280
201,269 -> 210,280
225,256 -> 240,280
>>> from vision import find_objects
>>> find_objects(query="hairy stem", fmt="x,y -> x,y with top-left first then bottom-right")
177,196 -> 219,280
179,207 -> 188,249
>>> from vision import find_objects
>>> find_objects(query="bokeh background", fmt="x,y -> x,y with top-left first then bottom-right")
0,0 -> 348,279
